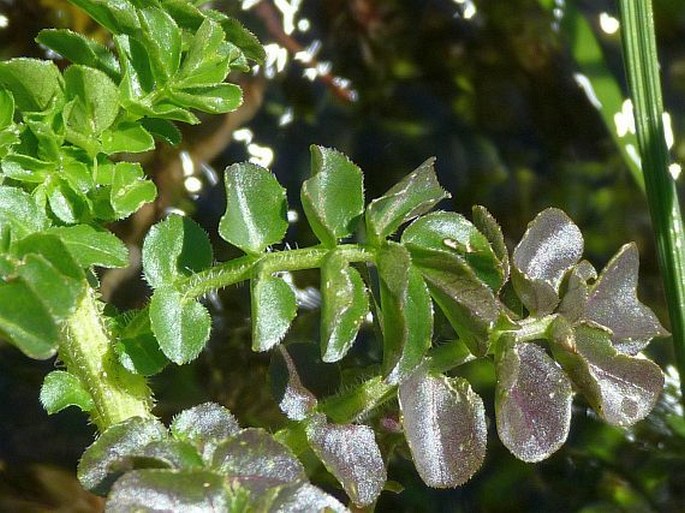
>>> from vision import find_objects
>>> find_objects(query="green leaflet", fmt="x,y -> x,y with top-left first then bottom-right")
377,243 -> 433,382
78,416 -> 168,494
48,224 -> 129,269
17,253 -> 84,320
551,322 -> 664,427
398,366 -> 487,488
68,0 -> 140,34
301,145 -> 365,247
495,341 -> 573,463
219,162 -> 288,255
0,88 -> 14,129
149,285 -> 211,365
140,118 -> 181,146
116,310 -> 168,376
168,83 -> 243,114
402,211 -> 504,291
142,214 -> 213,289
110,162 -> 157,219
176,18 -> 233,88
365,157 -> 449,245
0,186 -> 49,241
63,64 -> 120,137
40,370 -> 94,414
320,250 -> 369,362
138,7 -> 182,84
171,402 -> 240,464
0,281 -> 59,359
106,470 -> 228,513
211,428 -> 307,488
0,58 -> 63,112
36,29 -> 121,80
101,122 -> 155,154
251,274 -> 297,352
305,413 -> 386,507
412,250 -> 501,356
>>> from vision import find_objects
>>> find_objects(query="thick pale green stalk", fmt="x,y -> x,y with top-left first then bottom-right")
61,290 -> 153,430
619,0 -> 685,401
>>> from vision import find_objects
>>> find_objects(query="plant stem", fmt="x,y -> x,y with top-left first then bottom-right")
618,0 -> 685,403
183,244 -> 376,299
61,289 -> 153,431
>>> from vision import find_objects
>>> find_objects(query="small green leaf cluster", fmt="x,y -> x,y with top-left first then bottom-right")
0,0 -> 261,361
77,402 -> 348,512
123,144 -> 667,502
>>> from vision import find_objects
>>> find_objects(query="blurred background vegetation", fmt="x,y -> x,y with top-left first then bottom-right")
2,0 -> 685,511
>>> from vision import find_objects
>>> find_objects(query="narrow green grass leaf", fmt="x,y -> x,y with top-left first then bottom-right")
619,0 -> 685,403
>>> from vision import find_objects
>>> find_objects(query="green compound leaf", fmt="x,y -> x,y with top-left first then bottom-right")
78,416 -> 168,495
219,162 -> 288,254
101,122 -> 155,154
63,65 -> 119,137
176,18 -> 233,88
168,83 -> 243,114
106,470 -> 227,513
142,214 -> 213,289
0,58 -> 62,112
171,402 -> 241,464
251,273 -> 297,352
212,428 -> 306,492
0,88 -> 14,129
398,365 -> 487,488
149,285 -> 211,365
138,7 -> 182,83
0,281 -> 59,359
413,250 -> 500,356
0,185 -> 49,241
36,29 -> 120,80
552,322 -> 664,427
582,243 -> 669,354
365,157 -> 449,245
512,208 -> 583,316
305,413 -> 386,507
472,205 -> 510,287
40,370 -> 94,414
48,224 -> 129,269
140,118 -> 181,146
402,211 -> 504,292
301,145 -> 364,247
110,162 -> 157,219
320,250 -> 369,363
495,342 -> 573,463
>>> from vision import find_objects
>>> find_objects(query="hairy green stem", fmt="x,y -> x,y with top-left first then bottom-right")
61,289 -> 153,431
619,0 -> 685,403
183,244 -> 376,298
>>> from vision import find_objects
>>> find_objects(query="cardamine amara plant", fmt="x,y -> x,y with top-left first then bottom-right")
0,0 -> 669,511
